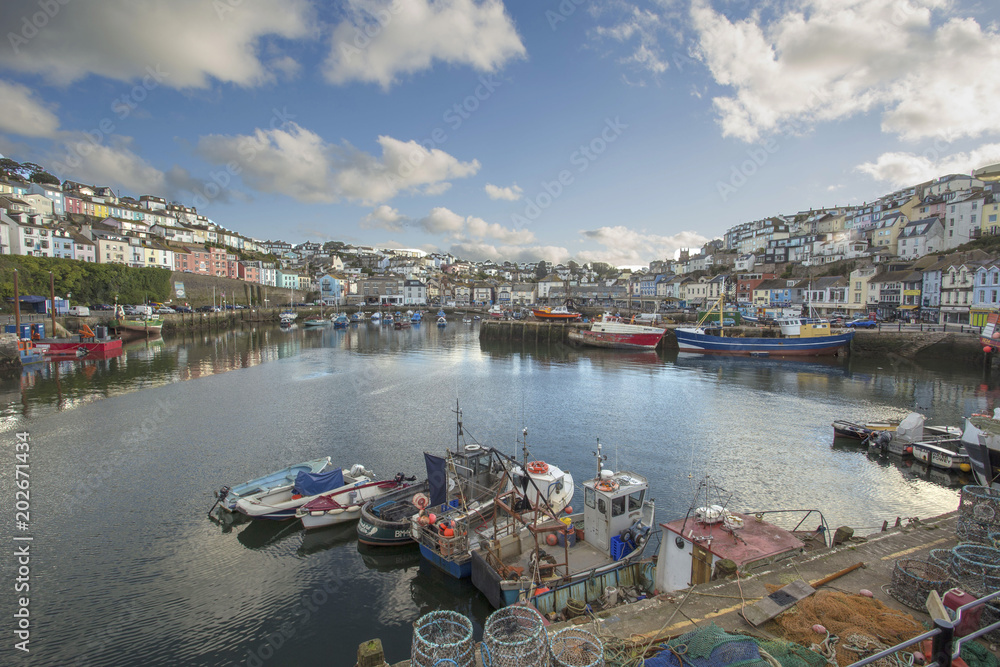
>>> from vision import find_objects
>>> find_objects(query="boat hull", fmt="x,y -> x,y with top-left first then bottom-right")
300,506 -> 363,529
675,329 -> 853,356
36,338 -> 123,357
419,543 -> 471,578
568,328 -> 664,350
531,310 -> 580,320
357,480 -> 429,546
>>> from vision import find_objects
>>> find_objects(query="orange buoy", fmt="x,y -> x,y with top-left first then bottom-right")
546,534 -> 558,546
527,461 -> 550,475
564,506 -> 573,514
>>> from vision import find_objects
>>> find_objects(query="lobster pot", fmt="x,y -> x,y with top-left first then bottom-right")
928,549 -> 952,570
958,486 -> 1000,527
549,627 -> 605,667
886,559 -> 949,610
481,606 -> 549,667
992,531 -> 1000,549
949,545 -> 1000,598
411,610 -> 475,667
956,516 -> 997,546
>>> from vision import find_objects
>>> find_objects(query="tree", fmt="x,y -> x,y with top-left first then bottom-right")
534,263 -> 547,280
29,170 -> 59,185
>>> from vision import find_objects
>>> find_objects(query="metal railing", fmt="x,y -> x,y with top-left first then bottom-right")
847,590 -> 1000,667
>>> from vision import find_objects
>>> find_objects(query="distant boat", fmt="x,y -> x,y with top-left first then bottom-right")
411,311 -> 423,323
332,313 -> 349,329
437,316 -> 447,327
115,305 -> 163,336
394,319 -> 410,329
567,313 -> 666,350
437,309 -> 446,318
351,312 -> 364,323
531,306 -> 581,321
370,312 -> 381,321
303,317 -> 329,328
488,306 -> 504,319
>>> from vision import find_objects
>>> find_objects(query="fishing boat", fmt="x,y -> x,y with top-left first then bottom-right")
409,409 -> 574,579
351,311 -> 364,323
332,313 -> 349,328
370,311 -> 381,322
960,410 -> 1000,489
675,292 -> 853,357
411,311 -> 422,323
471,441 -> 650,612
393,318 -> 410,329
357,480 -> 431,546
831,419 -> 899,440
531,305 -> 581,321
303,317 -> 329,328
214,457 -> 334,512
383,314 -> 394,325
911,441 -> 972,472
777,316 -> 830,336
35,324 -> 124,358
236,464 -> 374,520
867,412 -> 963,458
488,305 -> 505,319
437,316 -> 447,327
567,313 -> 666,350
295,473 -> 416,530
114,305 -> 163,336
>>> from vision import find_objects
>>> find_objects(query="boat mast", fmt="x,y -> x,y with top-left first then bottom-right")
454,400 -> 463,453
521,427 -> 529,467
594,438 -> 606,480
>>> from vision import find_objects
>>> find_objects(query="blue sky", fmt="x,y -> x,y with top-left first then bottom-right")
1,0 -> 999,267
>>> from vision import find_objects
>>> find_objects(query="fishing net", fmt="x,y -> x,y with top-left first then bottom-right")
886,559 -> 950,610
643,623 -> 771,667
481,605 -> 549,667
550,627 -> 605,667
766,589 -> 924,667
928,548 -> 952,570
948,545 -> 1000,598
411,610 -> 475,667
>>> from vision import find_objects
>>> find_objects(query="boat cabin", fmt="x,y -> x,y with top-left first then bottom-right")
583,470 -> 652,555
448,443 -> 504,506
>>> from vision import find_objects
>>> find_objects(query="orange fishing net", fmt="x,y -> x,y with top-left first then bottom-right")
764,589 -> 925,667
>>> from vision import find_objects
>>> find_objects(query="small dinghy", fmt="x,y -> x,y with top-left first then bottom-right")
236,464 -> 374,520
215,457 -> 333,512
296,473 -> 416,530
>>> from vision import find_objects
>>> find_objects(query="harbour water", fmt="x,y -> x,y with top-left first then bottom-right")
0,322 -> 994,666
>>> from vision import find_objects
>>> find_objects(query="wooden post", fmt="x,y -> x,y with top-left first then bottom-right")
49,272 -> 56,336
13,269 -> 20,332
357,639 -> 386,667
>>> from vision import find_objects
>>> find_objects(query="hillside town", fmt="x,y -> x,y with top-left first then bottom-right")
2,158 -> 1000,326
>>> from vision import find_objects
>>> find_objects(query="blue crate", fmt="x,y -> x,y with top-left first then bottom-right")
610,535 -> 635,561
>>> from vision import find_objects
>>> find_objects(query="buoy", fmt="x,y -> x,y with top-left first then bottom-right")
426,512 -> 436,524
546,534 -> 558,546
418,515 -> 429,526
291,494 -> 302,500
859,589 -> 874,597
564,506 -> 573,514
913,652 -> 925,663
413,493 -> 429,509
985,346 -> 993,354
812,624 -> 827,634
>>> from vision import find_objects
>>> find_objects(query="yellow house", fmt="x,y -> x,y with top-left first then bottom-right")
96,238 -> 129,265
981,199 -> 1000,236
849,266 -> 879,316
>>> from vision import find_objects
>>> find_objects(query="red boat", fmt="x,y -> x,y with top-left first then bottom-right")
531,306 -> 581,321
567,314 -> 666,350
33,323 -> 124,358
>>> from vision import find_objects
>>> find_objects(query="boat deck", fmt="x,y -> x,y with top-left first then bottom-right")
498,538 -> 612,580
661,512 -> 823,568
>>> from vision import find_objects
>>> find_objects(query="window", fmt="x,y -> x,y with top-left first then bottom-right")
611,495 -> 625,517
628,491 -> 644,512
597,498 -> 606,516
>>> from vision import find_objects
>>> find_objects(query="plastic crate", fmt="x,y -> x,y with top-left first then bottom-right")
610,535 -> 634,561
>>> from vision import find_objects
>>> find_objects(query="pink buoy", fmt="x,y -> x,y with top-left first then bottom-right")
812,624 -> 826,634
913,652 -> 925,663
426,512 -> 436,525
859,589 -> 874,597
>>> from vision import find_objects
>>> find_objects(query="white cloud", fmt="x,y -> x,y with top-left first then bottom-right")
0,0 -> 314,88
450,241 -> 570,264
196,123 -> 479,204
484,182 -> 523,201
577,226 -> 709,266
466,216 -> 535,244
0,80 -> 60,138
856,143 -> 1000,188
418,207 -> 466,234
47,136 -> 167,194
324,0 -> 525,88
692,0 -> 1000,143
361,205 -> 407,231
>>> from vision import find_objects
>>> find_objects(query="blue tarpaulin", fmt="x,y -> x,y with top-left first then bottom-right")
293,468 -> 344,496
424,453 -> 447,506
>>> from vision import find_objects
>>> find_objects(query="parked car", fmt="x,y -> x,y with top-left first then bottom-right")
90,303 -> 113,311
155,307 -> 176,314
173,306 -> 193,313
68,306 -> 90,317
845,318 -> 877,328
195,305 -> 214,312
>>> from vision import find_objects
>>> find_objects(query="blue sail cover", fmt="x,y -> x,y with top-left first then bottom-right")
424,453 -> 447,507
293,468 -> 344,496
